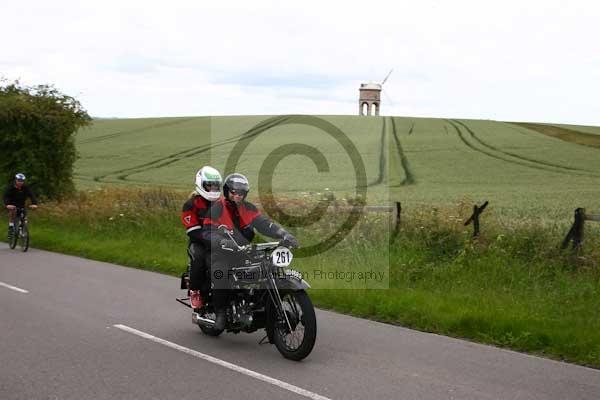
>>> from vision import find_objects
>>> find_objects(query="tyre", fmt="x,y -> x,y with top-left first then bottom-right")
9,220 -> 19,250
199,325 -> 224,337
272,290 -> 317,361
19,223 -> 29,252
198,311 -> 224,337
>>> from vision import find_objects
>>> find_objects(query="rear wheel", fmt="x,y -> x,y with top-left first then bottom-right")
198,310 -> 224,337
272,290 -> 317,361
9,220 -> 19,249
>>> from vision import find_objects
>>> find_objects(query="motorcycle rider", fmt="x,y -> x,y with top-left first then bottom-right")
200,173 -> 299,330
3,173 -> 38,240
180,166 -> 223,310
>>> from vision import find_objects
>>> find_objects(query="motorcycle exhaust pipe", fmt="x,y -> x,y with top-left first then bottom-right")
192,312 -> 215,326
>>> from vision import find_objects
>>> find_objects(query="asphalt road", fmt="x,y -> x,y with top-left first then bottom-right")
1,245 -> 599,400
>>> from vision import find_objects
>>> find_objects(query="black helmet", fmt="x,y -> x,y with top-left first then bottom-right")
223,173 -> 250,201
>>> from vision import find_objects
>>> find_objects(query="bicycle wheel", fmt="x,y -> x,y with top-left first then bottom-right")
9,220 -> 19,249
19,221 -> 29,252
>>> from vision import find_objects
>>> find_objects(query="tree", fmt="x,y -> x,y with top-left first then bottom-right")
0,80 -> 91,199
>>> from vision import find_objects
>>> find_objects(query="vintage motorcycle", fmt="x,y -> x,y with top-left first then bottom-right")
178,236 -> 317,361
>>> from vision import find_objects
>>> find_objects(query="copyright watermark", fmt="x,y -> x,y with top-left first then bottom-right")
223,115 -> 368,258
211,114 -> 391,289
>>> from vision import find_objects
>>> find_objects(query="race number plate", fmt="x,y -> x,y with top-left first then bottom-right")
271,247 -> 293,267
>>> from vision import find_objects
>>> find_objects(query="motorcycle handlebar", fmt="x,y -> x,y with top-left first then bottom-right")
237,241 -> 290,253
218,226 -> 296,253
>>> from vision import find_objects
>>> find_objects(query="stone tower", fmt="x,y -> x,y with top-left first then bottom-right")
358,83 -> 381,116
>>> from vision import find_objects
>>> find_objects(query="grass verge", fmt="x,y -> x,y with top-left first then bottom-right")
8,187 -> 600,368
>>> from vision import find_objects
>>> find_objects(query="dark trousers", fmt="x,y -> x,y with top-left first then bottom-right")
208,251 -> 242,311
187,242 -> 210,297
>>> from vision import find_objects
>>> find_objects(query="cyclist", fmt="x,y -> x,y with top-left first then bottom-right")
3,173 -> 38,240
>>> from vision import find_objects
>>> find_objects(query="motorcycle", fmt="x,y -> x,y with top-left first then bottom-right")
177,233 -> 317,361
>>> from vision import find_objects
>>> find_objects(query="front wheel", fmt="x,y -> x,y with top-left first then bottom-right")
19,223 -> 29,252
272,290 -> 317,361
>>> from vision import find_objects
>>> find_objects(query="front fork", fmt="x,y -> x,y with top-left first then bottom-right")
266,273 -> 294,334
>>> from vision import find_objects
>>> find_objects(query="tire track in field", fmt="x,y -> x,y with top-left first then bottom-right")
368,117 -> 387,187
452,119 -> 593,174
390,117 -> 416,185
95,116 -> 290,182
73,173 -> 95,181
513,122 -> 600,149
447,120 -> 555,172
113,116 -> 289,180
79,118 -> 199,144
446,120 -> 597,177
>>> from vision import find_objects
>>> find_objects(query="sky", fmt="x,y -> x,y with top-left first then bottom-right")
2,0 -> 600,125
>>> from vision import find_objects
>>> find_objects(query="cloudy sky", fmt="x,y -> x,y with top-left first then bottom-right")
2,0 -> 600,125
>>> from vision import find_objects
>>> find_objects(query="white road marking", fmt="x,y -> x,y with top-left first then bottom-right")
0,281 -> 29,294
114,324 -> 332,400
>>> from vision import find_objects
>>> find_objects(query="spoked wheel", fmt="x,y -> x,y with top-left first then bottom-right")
19,223 -> 29,252
198,310 -> 224,337
9,220 -> 19,250
273,290 -> 316,361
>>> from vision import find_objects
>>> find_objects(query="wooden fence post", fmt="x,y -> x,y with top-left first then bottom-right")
464,201 -> 489,238
561,208 -> 587,250
387,202 -> 402,242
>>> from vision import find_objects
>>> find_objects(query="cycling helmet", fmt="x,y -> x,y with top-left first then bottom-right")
223,173 -> 250,202
195,166 -> 222,201
15,173 -> 26,181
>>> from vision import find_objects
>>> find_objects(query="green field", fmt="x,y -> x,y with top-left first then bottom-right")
75,115 -> 600,221
13,115 -> 600,367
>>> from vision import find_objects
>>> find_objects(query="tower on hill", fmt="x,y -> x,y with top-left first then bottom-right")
358,70 -> 392,116
358,83 -> 381,116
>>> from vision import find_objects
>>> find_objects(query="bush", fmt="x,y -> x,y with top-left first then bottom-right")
0,79 -> 91,199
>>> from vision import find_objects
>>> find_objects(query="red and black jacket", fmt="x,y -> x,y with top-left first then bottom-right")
193,198 -> 287,247
181,195 -> 212,243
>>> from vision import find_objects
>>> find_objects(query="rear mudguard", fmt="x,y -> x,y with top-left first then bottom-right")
180,272 -> 189,290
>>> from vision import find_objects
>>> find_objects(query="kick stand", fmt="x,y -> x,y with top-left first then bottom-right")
258,335 -> 271,345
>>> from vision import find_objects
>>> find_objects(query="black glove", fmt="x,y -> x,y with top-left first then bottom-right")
281,233 -> 300,248
219,238 -> 239,252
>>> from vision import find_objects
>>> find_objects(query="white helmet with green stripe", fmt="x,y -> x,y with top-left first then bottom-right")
195,166 -> 222,201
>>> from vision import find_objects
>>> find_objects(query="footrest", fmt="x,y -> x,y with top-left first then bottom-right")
176,297 -> 191,308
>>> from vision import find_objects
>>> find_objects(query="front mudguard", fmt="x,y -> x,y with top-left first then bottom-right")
273,276 -> 311,290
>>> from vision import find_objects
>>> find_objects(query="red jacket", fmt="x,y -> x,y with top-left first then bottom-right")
193,199 -> 287,245
181,195 -> 212,237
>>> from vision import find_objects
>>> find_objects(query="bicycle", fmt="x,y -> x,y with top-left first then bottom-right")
9,207 -> 30,252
